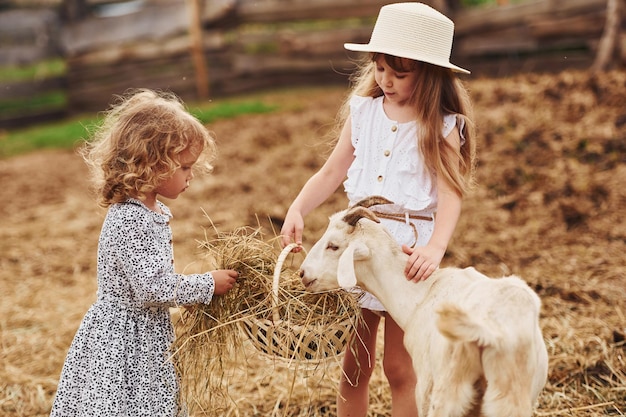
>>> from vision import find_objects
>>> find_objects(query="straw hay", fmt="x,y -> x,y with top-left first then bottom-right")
171,223 -> 362,414
1,70 -> 625,416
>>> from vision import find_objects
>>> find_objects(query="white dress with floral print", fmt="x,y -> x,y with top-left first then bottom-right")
50,199 -> 214,417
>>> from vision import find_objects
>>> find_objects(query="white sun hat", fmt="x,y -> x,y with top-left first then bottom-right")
344,2 -> 470,74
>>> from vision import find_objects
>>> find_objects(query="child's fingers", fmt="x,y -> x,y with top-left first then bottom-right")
280,225 -> 303,249
280,233 -> 292,248
293,228 -> 303,248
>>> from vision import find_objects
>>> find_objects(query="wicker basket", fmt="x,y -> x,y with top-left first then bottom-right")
239,243 -> 354,363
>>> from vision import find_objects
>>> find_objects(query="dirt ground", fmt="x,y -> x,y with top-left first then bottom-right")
1,70 -> 625,416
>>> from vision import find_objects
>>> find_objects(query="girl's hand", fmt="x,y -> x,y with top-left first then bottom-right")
211,269 -> 238,295
402,244 -> 445,282
280,210 -> 305,251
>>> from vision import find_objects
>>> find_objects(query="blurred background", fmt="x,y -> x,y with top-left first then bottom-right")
0,0 -> 621,129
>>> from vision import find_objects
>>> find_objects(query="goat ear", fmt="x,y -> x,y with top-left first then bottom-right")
337,240 -> 370,288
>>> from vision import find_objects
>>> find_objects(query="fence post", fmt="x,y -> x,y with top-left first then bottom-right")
187,0 -> 210,99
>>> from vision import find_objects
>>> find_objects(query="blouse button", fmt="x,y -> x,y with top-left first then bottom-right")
377,175 -> 383,182
391,125 -> 398,132
384,150 -> 391,157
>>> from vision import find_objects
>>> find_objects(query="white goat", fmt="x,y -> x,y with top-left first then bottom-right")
299,197 -> 548,417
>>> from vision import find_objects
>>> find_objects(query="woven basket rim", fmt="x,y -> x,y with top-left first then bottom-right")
241,243 -> 353,362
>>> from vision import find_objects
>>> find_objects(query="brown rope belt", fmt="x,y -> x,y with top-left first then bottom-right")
370,210 -> 433,248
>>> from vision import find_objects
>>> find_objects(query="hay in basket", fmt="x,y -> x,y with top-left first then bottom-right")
170,225 -> 363,410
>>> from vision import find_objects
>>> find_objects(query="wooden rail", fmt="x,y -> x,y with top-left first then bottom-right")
2,0 -> 620,124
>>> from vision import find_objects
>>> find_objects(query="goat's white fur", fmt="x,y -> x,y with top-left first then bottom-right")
300,202 -> 548,417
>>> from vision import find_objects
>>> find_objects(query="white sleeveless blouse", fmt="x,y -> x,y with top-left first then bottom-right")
343,95 -> 464,214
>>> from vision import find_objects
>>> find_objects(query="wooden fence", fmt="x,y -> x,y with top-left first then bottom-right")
0,8 -> 66,128
60,0 -> 617,113
453,0 -> 611,75
0,76 -> 67,128
2,0 -> 621,124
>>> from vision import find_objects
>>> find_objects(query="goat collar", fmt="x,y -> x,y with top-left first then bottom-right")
369,210 -> 433,248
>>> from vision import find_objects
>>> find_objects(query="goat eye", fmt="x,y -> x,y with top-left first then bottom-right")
326,243 -> 339,251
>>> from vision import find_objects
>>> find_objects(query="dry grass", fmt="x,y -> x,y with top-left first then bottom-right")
171,223 -> 363,415
0,70 -> 625,416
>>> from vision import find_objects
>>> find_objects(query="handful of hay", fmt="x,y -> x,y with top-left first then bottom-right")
171,226 -> 362,409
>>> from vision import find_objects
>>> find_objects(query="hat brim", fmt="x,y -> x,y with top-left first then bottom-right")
344,42 -> 470,74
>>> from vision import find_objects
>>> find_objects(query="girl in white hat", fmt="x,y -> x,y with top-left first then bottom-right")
281,3 -> 475,415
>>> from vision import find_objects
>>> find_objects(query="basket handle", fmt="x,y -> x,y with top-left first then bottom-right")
272,243 -> 307,323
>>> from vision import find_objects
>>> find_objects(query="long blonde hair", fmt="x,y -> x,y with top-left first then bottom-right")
81,89 -> 217,207
339,53 -> 476,197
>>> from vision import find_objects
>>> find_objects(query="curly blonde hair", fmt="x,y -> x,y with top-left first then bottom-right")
339,53 -> 476,197
81,89 -> 217,207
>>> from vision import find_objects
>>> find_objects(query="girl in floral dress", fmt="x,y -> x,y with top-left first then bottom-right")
50,89 -> 238,417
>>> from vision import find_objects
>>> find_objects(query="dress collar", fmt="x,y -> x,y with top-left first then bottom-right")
124,198 -> 172,222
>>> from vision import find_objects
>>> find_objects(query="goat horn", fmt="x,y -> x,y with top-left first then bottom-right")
351,196 -> 394,209
343,206 -> 381,227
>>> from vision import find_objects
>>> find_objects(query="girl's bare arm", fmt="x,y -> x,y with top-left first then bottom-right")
281,119 -> 355,248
